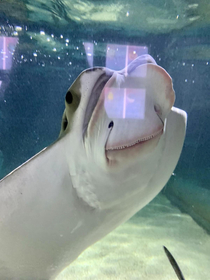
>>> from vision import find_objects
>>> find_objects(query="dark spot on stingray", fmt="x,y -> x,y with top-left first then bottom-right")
66,91 -> 73,104
86,67 -> 103,73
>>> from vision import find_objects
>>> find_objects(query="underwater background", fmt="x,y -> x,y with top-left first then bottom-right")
0,0 -> 210,279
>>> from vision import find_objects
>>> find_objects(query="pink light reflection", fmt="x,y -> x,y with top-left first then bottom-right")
104,87 -> 146,120
106,44 -> 148,71
0,37 -> 18,70
105,44 -> 148,119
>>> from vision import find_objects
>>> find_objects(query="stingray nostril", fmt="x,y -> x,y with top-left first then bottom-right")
108,121 -> 114,129
63,116 -> 68,131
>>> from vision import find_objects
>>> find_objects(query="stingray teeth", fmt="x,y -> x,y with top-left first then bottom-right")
106,129 -> 163,151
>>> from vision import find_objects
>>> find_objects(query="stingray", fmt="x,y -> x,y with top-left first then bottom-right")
0,54 -> 187,279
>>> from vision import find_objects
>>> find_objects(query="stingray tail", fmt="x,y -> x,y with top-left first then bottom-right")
163,246 -> 185,280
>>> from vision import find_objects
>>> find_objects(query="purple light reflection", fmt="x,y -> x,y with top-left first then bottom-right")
0,37 -> 18,70
105,44 -> 148,119
104,87 -> 146,119
83,42 -> 148,119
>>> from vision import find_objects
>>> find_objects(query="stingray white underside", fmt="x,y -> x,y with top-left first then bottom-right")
0,55 -> 187,280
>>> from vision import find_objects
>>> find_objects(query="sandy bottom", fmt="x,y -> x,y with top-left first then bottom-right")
56,194 -> 210,280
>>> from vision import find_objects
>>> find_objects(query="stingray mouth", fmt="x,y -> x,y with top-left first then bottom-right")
106,128 -> 163,151
105,128 -> 163,164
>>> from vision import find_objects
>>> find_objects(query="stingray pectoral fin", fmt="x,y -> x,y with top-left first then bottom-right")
153,106 -> 187,188
138,106 -> 187,205
0,136 -> 80,279
0,137 -> 69,220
